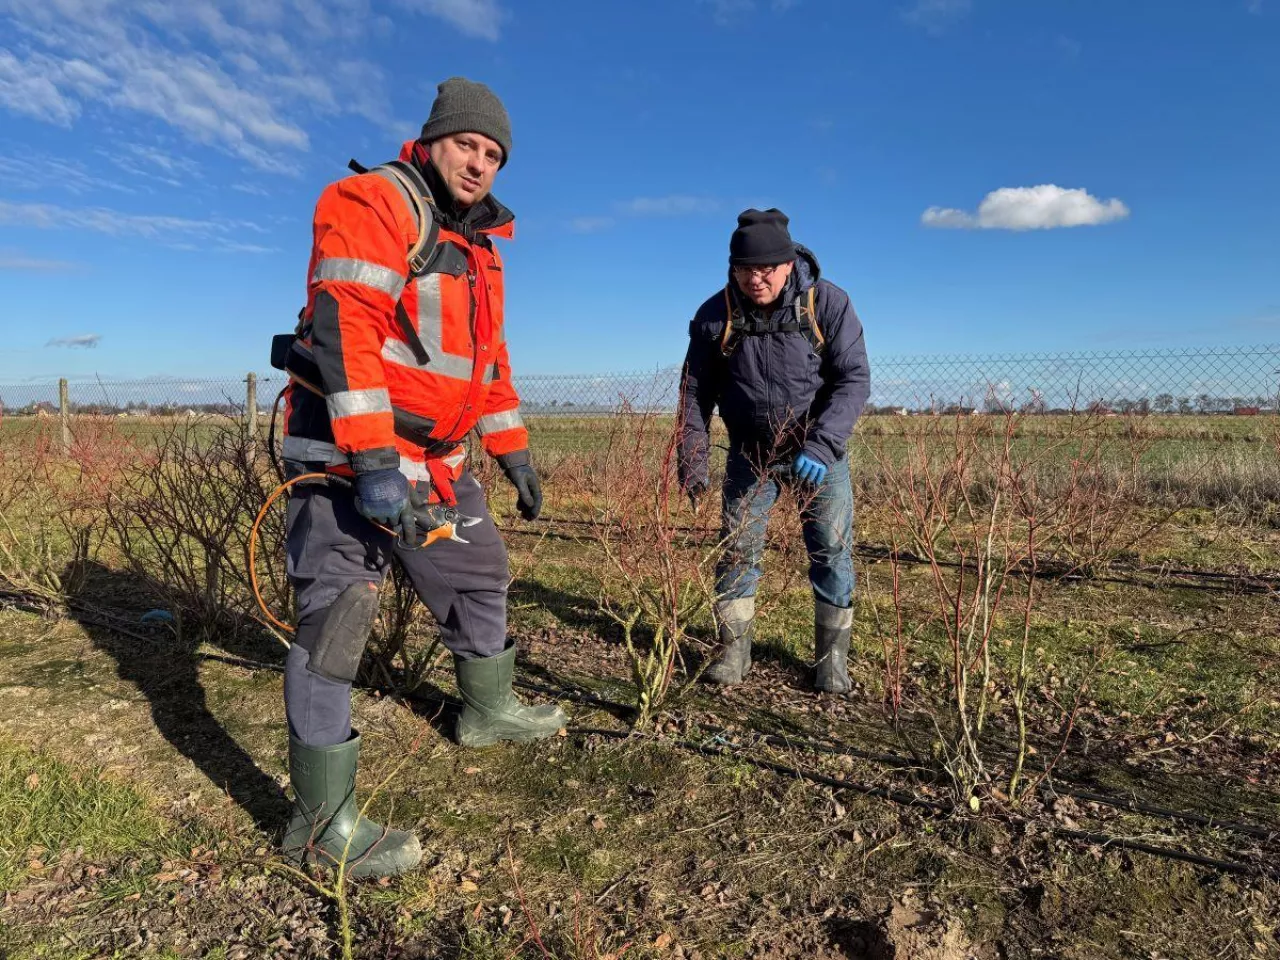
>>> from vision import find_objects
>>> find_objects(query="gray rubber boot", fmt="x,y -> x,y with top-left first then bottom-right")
454,643 -> 568,747
702,597 -> 755,686
814,600 -> 853,694
281,732 -> 423,878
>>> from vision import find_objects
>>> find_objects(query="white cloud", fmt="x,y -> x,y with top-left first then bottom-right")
902,0 -> 971,34
568,216 -> 616,234
1248,0 -> 1263,13
0,153 -> 134,194
0,252 -> 80,270
922,185 -> 1130,231
569,195 -> 721,233
618,195 -> 721,216
0,0 -> 486,170
699,0 -> 798,24
0,50 -> 80,125
47,333 -> 101,348
0,198 -> 269,249
700,0 -> 755,24
394,0 -> 507,40
214,241 -> 279,254
101,143 -> 202,188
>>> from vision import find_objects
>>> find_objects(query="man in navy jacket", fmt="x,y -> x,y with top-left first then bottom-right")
678,209 -> 871,693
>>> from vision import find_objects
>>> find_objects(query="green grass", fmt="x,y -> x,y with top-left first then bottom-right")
1,411 -> 1278,957
0,739 -> 168,892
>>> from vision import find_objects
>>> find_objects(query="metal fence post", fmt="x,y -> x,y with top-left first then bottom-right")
58,377 -> 71,455
245,372 -> 258,442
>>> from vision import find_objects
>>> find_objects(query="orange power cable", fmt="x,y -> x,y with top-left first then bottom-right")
249,472 -> 332,634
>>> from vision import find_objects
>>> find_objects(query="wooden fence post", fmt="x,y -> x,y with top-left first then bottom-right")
245,372 -> 258,442
58,378 -> 71,456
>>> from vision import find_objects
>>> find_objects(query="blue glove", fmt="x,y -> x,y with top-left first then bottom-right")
353,468 -> 415,541
793,453 -> 828,487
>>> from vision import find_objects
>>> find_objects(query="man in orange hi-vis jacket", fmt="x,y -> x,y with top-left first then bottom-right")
273,77 -> 565,877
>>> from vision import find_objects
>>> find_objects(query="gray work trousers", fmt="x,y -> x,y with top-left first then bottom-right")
283,470 -> 509,746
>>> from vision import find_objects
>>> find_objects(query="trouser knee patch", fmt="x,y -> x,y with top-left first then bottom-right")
307,582 -> 379,684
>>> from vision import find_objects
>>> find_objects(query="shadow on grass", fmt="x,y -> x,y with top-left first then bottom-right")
63,560 -> 289,835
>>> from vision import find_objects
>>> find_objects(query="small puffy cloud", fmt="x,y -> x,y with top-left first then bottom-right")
922,184 -> 1130,231
47,334 -> 101,348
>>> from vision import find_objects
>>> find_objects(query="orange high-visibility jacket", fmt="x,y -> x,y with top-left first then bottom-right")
282,141 -> 527,495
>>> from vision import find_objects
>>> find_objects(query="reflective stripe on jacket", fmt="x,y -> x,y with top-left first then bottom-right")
283,139 -> 528,484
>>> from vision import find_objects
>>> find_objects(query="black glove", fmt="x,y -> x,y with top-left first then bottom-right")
352,467 -> 415,542
684,477 -> 709,513
498,451 -> 543,521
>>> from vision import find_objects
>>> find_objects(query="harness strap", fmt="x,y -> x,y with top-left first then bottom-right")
371,161 -> 443,277
719,287 -> 736,356
720,285 -> 822,356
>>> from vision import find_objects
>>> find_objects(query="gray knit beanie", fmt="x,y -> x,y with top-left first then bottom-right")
420,77 -> 512,167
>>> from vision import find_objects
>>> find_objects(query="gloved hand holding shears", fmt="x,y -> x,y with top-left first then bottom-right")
353,468 -> 481,548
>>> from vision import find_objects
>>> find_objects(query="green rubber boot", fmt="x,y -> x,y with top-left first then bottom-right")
282,732 -> 422,878
701,597 -> 755,686
455,643 -> 568,747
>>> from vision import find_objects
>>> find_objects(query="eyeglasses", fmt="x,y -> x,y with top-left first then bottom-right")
732,264 -> 785,280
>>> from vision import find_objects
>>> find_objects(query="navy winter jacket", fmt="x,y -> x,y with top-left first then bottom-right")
677,246 -> 871,489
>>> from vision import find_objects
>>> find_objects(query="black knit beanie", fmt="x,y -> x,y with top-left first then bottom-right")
729,208 -> 796,265
420,77 -> 512,167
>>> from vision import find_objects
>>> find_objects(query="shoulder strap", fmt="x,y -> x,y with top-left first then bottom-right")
371,160 -> 444,277
720,285 -> 823,356
350,158 -> 443,365
719,286 -> 743,356
798,286 -> 823,353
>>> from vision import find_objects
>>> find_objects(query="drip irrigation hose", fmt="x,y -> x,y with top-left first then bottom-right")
512,677 -> 1280,847
566,726 -> 1275,881
23,595 -> 1276,884
570,725 -> 949,814
499,518 -> 1279,597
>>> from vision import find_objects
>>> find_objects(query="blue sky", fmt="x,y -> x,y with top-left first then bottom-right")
0,0 -> 1276,380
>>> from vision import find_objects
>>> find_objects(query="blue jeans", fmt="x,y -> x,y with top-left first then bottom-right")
716,450 -> 856,608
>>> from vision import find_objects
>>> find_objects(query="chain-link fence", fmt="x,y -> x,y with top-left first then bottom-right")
2,345 -> 1278,422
